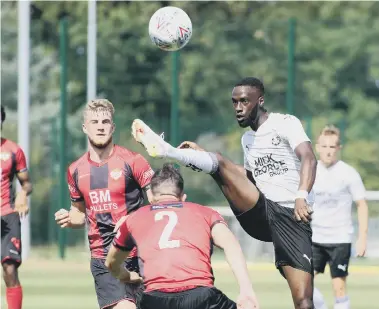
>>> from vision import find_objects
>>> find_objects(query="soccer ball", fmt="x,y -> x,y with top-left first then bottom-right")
148,6 -> 192,52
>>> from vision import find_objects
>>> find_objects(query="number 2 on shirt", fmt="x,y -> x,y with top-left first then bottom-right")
154,211 -> 181,249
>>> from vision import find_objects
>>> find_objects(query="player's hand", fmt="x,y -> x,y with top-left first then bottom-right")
355,236 -> 367,257
294,198 -> 313,223
114,216 -> 127,232
15,190 -> 29,218
118,270 -> 143,284
237,290 -> 260,309
55,208 -> 71,228
128,271 -> 143,284
177,141 -> 204,151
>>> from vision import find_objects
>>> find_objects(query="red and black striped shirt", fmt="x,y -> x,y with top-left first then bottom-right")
67,145 -> 154,258
1,138 -> 28,216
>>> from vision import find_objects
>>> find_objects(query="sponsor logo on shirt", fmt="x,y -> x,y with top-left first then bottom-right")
271,134 -> 281,146
0,152 -> 11,161
253,154 -> 289,177
110,168 -> 123,180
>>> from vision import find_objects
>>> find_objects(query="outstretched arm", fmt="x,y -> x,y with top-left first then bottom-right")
212,222 -> 260,308
105,226 -> 142,284
105,244 -> 132,281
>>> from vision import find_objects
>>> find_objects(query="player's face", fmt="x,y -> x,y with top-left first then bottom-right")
316,135 -> 340,166
83,110 -> 115,149
232,86 -> 264,128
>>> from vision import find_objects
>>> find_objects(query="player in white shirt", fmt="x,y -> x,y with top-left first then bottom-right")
130,77 -> 318,309
311,125 -> 368,309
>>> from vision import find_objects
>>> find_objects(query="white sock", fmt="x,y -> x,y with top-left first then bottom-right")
166,147 -> 219,174
313,287 -> 328,309
334,296 -> 349,309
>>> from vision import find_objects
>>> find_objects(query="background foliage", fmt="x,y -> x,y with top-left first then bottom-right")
1,1 -> 379,244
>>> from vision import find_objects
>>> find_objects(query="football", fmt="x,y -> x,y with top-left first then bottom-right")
148,6 -> 192,52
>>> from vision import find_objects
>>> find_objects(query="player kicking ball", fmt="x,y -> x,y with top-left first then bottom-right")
105,163 -> 260,309
55,99 -> 155,309
131,77 -> 318,309
310,125 -> 369,309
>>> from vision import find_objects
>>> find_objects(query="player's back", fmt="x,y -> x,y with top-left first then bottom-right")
126,201 -> 223,292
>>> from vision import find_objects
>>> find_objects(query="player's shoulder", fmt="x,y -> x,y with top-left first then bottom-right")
183,202 -> 219,217
127,205 -> 149,221
68,152 -> 88,173
241,129 -> 254,145
272,113 -> 301,125
337,160 -> 361,176
114,145 -> 143,162
1,138 -> 23,153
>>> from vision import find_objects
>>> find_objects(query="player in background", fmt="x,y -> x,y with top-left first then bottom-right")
1,106 -> 33,309
54,99 -> 154,309
131,77 -> 318,309
105,163 -> 260,309
310,125 -> 368,309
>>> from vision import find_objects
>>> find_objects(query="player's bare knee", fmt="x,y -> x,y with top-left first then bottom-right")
215,153 -> 245,175
296,297 -> 313,309
2,262 -> 19,287
111,300 -> 136,309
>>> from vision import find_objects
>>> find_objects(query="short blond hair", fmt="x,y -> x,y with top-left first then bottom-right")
319,124 -> 341,145
84,99 -> 115,119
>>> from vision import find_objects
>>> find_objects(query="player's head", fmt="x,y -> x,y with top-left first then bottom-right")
232,77 -> 266,128
316,125 -> 341,166
150,163 -> 187,202
1,106 -> 5,131
82,99 -> 115,149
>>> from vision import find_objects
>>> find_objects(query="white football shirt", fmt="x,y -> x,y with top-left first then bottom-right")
241,113 -> 314,208
312,160 -> 366,244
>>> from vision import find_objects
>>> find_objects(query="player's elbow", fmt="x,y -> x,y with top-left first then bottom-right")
311,155 -> 317,172
22,182 -> 33,195
304,151 -> 317,172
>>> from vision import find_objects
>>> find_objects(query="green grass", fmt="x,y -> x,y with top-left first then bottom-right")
1,247 -> 379,309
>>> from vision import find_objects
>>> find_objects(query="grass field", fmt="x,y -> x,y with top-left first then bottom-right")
1,247 -> 379,309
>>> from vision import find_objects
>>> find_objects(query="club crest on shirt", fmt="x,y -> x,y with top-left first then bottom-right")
271,135 -> 281,146
0,152 -> 11,161
110,168 -> 123,180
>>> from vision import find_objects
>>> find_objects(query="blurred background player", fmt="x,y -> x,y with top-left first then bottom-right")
131,77 -> 317,309
311,125 -> 369,309
105,163 -> 260,309
1,106 -> 33,309
54,99 -> 154,309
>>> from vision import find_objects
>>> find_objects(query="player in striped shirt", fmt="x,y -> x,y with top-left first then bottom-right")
55,99 -> 154,309
1,106 -> 33,309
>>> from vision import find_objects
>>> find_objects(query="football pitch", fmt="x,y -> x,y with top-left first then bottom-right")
1,248 -> 378,309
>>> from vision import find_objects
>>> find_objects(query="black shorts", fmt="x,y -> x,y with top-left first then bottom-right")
235,192 -> 313,276
313,242 -> 351,278
90,257 -> 144,309
1,213 -> 22,267
140,286 -> 236,309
